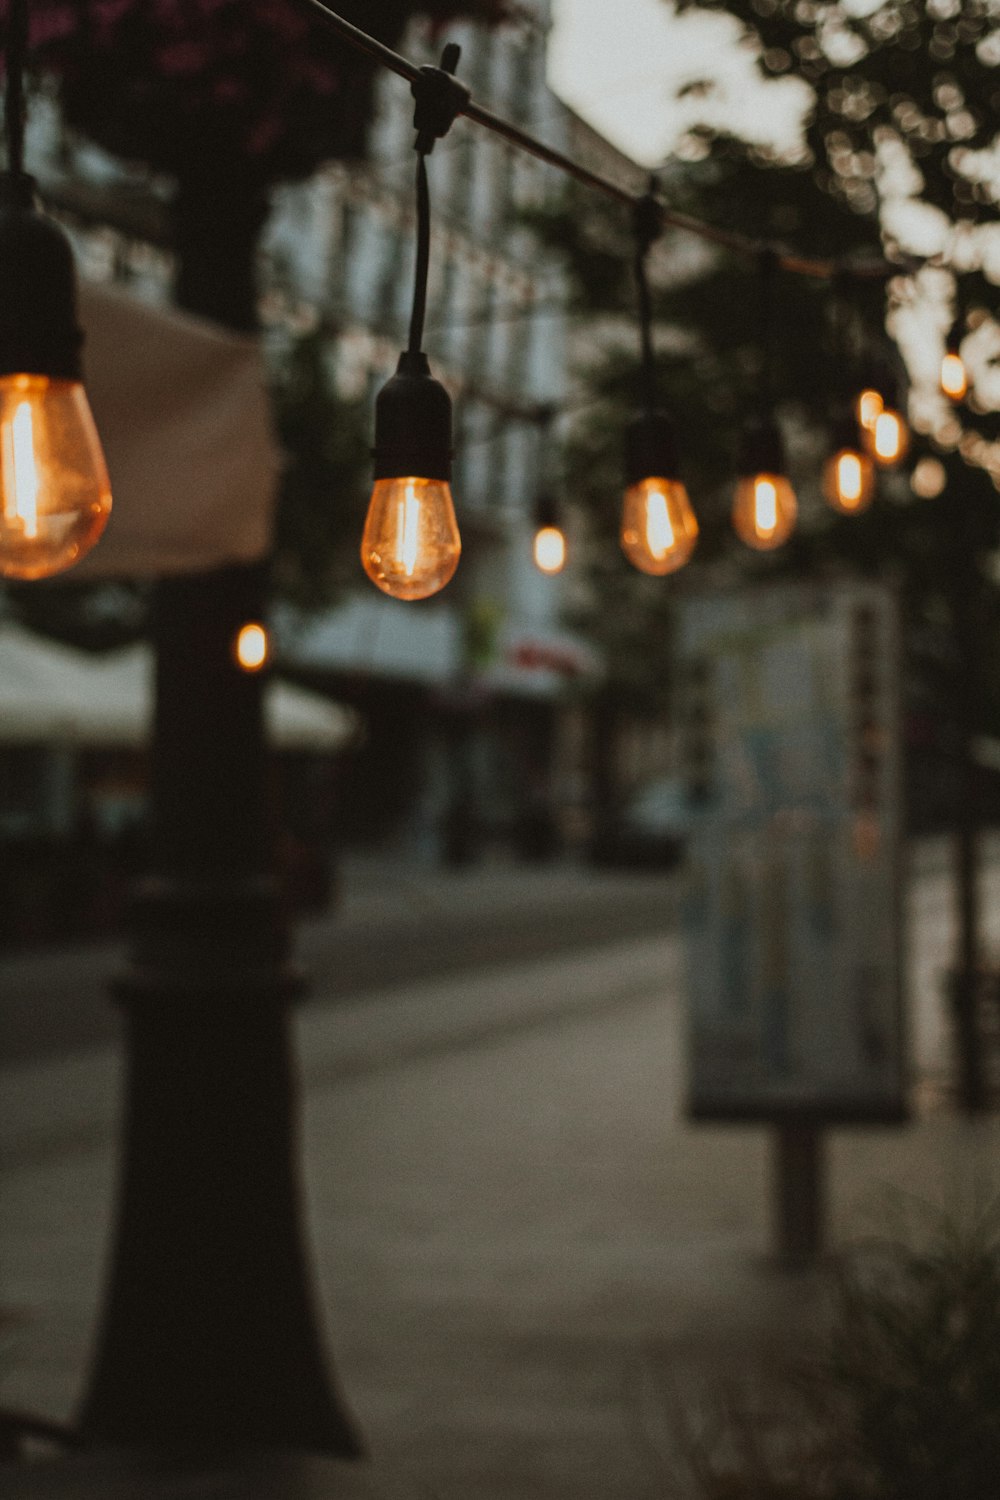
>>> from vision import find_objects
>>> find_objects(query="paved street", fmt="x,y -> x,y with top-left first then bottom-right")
0,859 -> 677,1066
2,846 -> 1000,1498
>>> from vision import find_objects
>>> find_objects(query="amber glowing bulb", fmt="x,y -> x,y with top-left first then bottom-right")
533,524 -> 566,575
0,176 -> 111,580
620,412 -> 698,576
0,375 -> 111,579
822,415 -> 875,515
940,350 -> 967,402
732,419 -> 796,551
866,407 -> 908,467
823,447 -> 875,515
620,476 -> 698,574
856,388 -> 883,433
361,475 -> 460,600
362,350 -> 461,601
235,621 -> 269,672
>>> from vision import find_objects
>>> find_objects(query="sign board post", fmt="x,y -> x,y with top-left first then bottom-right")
677,581 -> 906,1264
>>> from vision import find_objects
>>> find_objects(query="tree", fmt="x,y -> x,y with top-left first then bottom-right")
0,0 -> 508,1455
668,0 -> 1000,1108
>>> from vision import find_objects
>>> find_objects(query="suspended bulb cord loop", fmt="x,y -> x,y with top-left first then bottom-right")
4,0 -> 29,178
406,45 -> 468,355
408,151 -> 431,354
632,185 -> 664,420
757,245 -> 779,416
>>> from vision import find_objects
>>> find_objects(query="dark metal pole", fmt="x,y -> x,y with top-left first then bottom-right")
78,170 -> 362,1454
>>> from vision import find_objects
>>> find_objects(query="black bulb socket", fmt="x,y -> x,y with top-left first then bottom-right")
737,417 -> 787,477
372,349 -> 453,483
0,172 -> 84,381
624,411 -> 681,487
533,491 -> 561,531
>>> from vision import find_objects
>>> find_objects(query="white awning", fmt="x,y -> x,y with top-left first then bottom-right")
0,624 -> 358,752
71,280 -> 280,578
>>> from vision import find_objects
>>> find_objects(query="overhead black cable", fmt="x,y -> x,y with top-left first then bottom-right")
302,0 -> 917,281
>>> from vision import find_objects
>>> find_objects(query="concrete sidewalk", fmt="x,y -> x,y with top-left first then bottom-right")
2,910 -> 1000,1496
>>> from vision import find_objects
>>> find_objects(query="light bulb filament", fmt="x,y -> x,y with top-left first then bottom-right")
755,477 -> 777,535
838,453 -> 863,505
645,488 -> 675,559
534,525 -> 566,574
397,482 -> 421,578
873,411 -> 901,463
2,401 -> 40,539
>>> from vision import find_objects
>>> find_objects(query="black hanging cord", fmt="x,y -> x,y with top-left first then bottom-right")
757,246 -> 779,415
632,185 -> 664,419
4,0 -> 28,178
409,151 -> 430,353
407,43 -> 468,355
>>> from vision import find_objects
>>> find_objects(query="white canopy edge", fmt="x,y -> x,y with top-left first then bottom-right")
0,625 -> 359,752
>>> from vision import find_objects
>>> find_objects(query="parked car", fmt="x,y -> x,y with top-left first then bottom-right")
590,776 -> 695,869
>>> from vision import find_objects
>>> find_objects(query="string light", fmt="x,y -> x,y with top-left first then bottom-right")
619,190 -> 698,576
731,253 -> 797,551
733,418 -> 797,550
0,0 -> 111,580
360,47 -> 465,601
532,492 -> 567,575
303,2 -> 934,582
856,365 -> 909,468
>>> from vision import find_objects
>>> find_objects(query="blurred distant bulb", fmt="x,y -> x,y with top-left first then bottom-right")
361,476 -> 460,600
235,621 -> 268,672
940,350 -> 968,402
621,413 -> 697,575
733,472 -> 797,550
856,388 -> 884,432
733,418 -> 796,550
866,407 -> 908,467
533,524 -> 566,575
620,476 -> 698,574
823,415 -> 876,516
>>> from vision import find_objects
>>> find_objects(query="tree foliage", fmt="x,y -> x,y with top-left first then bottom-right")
539,0 -> 1000,799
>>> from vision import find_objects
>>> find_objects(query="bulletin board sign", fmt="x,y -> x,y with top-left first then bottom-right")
677,580 -> 906,1124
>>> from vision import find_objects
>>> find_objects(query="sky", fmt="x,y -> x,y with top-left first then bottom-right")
546,0 -> 813,167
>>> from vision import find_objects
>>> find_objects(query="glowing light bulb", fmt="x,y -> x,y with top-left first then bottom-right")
866,408 -> 908,467
620,476 -> 698,575
732,472 -> 797,550
533,524 -> 566,575
0,374 -> 111,580
361,475 -> 460,600
856,388 -> 884,432
822,446 -> 875,515
235,622 -> 268,672
940,350 -> 967,402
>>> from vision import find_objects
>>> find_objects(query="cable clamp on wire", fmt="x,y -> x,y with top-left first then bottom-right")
412,43 -> 470,154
